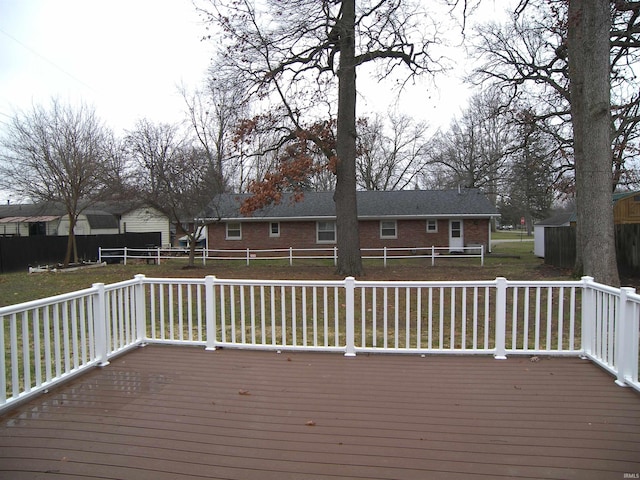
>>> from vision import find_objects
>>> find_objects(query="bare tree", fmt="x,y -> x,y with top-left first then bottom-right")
180,64 -> 249,193
125,120 -> 220,267
0,99 -> 110,266
473,2 -> 640,195
199,0 -> 445,275
357,112 -> 430,191
426,90 -> 515,202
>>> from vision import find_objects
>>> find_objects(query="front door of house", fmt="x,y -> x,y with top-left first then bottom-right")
449,220 -> 464,253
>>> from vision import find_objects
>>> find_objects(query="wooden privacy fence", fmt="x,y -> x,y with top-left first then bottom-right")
544,224 -> 640,274
1,274 -> 639,414
544,226 -> 576,269
0,232 -> 161,273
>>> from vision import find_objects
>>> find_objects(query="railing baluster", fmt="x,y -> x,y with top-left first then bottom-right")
546,287 -> 553,351
450,287 -> 456,350
21,312 -> 31,392
250,285 -> 256,345
240,285 -> 246,344
557,286 -> 565,351
10,314 -> 18,397
439,287 -> 444,349
405,288 -> 411,349
416,288 -> 422,350
372,288 -> 377,348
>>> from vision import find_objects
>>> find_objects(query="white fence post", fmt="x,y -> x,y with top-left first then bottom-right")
494,277 -> 507,359
157,247 -> 161,265
333,247 -> 337,266
246,248 -> 250,266
134,274 -> 146,344
581,276 -> 595,357
289,247 -> 293,266
98,247 -> 103,263
91,283 -> 110,366
383,247 -> 387,268
431,246 -> 435,266
615,287 -> 636,387
344,276 -> 356,357
205,275 -> 217,351
480,245 -> 484,267
123,247 -> 127,266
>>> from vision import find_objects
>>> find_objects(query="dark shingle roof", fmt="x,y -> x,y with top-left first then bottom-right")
535,212 -> 576,226
85,211 -> 119,229
202,189 -> 498,221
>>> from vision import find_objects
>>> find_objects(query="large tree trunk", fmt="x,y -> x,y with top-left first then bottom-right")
64,215 -> 78,267
334,0 -> 363,277
567,0 -> 620,286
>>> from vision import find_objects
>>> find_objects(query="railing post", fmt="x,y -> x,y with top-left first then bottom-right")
480,245 -> 484,267
383,247 -> 387,268
246,248 -> 250,266
98,247 -> 102,263
157,247 -> 161,265
205,275 -> 217,351
91,283 -> 110,366
334,246 -> 337,266
123,246 -> 127,266
615,287 -> 636,387
134,274 -> 147,344
494,277 -> 507,359
431,246 -> 435,266
344,276 -> 356,357
581,276 -> 595,357
290,246 -> 293,266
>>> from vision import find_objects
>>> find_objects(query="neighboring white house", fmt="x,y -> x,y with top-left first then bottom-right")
534,212 -> 575,258
118,206 -> 171,246
57,211 -> 120,236
0,202 -> 171,246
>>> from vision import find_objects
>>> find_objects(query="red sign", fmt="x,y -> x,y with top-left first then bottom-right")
520,217 -> 525,225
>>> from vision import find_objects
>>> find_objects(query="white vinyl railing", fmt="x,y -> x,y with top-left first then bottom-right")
98,245 -> 485,267
1,275 -> 638,413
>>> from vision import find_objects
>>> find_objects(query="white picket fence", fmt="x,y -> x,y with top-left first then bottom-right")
98,244 -> 485,267
1,275 -> 638,413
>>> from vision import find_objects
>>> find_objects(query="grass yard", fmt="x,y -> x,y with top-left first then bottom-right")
0,237 -> 569,307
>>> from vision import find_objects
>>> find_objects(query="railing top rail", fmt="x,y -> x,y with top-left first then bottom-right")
142,277 -> 207,286
354,279 -> 497,288
0,285 -> 98,315
103,278 -> 141,292
587,281 -> 626,296
205,277 -> 346,288
505,280 -> 583,288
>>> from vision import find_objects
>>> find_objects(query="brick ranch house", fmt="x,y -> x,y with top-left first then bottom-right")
200,189 -> 499,254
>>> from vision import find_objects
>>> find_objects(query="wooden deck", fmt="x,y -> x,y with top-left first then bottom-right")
0,346 -> 639,480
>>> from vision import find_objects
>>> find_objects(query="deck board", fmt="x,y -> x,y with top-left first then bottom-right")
0,345 -> 639,480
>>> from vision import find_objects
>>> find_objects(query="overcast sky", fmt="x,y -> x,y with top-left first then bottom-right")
0,1 -> 511,137
0,0 -> 213,134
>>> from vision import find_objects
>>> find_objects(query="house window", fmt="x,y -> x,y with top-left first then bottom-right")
317,221 -> 336,243
380,220 -> 397,239
427,220 -> 438,233
269,222 -> 280,237
226,222 -> 242,240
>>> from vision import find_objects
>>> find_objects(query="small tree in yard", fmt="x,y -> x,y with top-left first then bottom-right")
0,99 -> 111,266
125,119 -> 222,267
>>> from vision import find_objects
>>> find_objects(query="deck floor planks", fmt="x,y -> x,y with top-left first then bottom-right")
0,345 -> 639,480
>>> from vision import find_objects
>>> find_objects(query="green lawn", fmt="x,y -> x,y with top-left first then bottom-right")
0,237 -> 568,308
